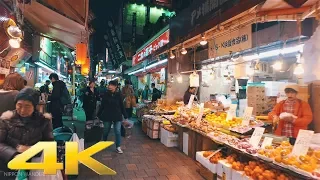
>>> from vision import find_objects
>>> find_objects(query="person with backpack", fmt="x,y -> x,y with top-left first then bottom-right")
151,83 -> 161,102
49,73 -> 71,129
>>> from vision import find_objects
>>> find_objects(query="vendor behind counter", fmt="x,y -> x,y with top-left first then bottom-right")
268,84 -> 313,142
204,94 -> 225,111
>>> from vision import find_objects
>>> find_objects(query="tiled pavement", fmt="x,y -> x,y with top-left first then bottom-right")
74,122 -> 204,180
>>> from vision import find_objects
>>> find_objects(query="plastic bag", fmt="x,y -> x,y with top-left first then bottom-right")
26,154 -> 63,180
72,133 -> 84,152
279,112 -> 297,119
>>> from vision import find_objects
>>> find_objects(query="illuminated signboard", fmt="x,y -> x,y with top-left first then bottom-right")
132,29 -> 169,66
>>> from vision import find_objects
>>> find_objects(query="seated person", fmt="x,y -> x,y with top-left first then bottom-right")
0,88 -> 54,176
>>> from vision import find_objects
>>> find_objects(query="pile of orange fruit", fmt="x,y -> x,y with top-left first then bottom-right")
244,161 -> 291,180
209,152 -> 223,164
258,141 -> 320,173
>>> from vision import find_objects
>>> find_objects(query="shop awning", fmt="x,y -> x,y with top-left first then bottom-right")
17,1 -> 87,48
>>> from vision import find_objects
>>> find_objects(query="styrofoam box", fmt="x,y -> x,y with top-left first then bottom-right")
183,132 -> 189,155
217,160 -> 232,180
232,170 -> 253,180
196,152 -> 217,174
160,127 -> 178,147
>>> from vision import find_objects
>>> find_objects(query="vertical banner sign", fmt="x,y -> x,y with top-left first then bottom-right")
105,48 -> 108,63
132,12 -> 137,50
104,18 -> 127,69
226,104 -> 237,121
292,130 -> 314,156
249,127 -> 265,148
242,107 -> 253,126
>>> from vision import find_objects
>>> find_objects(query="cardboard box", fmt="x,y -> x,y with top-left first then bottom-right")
147,128 -> 159,139
217,160 -> 232,180
247,86 -> 265,95
148,120 -> 160,130
142,120 -> 147,134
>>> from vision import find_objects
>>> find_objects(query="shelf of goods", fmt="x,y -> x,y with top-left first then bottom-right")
158,106 -> 320,180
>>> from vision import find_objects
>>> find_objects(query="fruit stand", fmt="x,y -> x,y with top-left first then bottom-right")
156,104 -> 319,180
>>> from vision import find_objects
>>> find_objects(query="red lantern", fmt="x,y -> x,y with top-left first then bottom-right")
76,43 -> 87,65
81,58 -> 90,75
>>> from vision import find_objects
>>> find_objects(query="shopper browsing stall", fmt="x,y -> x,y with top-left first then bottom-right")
268,84 -> 312,138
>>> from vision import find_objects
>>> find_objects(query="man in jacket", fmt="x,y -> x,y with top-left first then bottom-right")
98,80 -> 128,154
40,80 -> 50,94
49,73 -> 65,129
151,83 -> 161,102
269,84 -> 312,140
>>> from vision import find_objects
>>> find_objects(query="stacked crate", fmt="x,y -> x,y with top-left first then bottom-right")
247,85 -> 267,116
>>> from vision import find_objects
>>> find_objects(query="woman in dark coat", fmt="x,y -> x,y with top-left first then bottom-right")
83,81 -> 99,121
0,88 -> 54,178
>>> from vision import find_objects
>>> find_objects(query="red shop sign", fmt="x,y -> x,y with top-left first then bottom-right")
132,30 -> 169,66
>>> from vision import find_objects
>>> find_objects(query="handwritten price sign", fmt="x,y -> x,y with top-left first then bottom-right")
249,127 -> 265,148
187,95 -> 195,109
226,104 -> 237,121
196,103 -> 204,126
242,107 -> 253,126
291,130 -> 314,156
261,137 -> 273,149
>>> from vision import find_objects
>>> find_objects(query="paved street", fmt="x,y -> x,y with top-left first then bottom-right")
63,112 -> 203,180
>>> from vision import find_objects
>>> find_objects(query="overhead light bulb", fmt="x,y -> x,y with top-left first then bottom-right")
170,76 -> 174,82
181,47 -> 187,55
9,38 -> 21,48
177,74 -> 182,83
7,25 -> 22,38
294,64 -> 304,75
170,50 -> 175,59
200,35 -> 207,46
272,61 -> 282,71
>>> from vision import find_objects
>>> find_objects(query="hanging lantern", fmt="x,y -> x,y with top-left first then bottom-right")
81,57 -> 90,75
76,43 -> 87,65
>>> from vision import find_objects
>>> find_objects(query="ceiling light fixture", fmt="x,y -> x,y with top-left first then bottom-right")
9,38 -> 21,48
181,47 -> 187,55
200,34 -> 207,46
169,50 -> 175,59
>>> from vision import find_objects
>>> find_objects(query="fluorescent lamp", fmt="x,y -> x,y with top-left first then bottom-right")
243,44 -> 304,61
146,59 -> 168,69
128,59 -> 168,75
35,62 -> 67,79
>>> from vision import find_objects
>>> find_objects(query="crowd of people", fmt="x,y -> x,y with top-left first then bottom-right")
0,73 -> 143,178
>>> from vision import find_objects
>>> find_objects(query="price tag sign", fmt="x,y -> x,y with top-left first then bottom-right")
196,103 -> 204,125
261,137 -> 273,149
249,127 -> 265,148
226,104 -> 237,121
187,95 -> 195,109
291,130 -> 314,156
242,107 -> 253,126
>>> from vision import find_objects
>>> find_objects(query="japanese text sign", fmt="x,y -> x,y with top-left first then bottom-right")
242,107 -> 253,126
292,130 -> 314,156
249,127 -> 265,148
209,25 -> 252,58
226,104 -> 237,121
132,30 -> 169,66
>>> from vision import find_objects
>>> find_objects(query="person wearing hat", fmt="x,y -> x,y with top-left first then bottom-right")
269,84 -> 312,139
97,80 -> 128,154
0,88 -> 54,175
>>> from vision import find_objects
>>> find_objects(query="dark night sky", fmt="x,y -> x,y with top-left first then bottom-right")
89,0 -> 127,55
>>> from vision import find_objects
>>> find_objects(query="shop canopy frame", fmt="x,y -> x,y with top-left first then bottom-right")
169,0 -> 320,53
